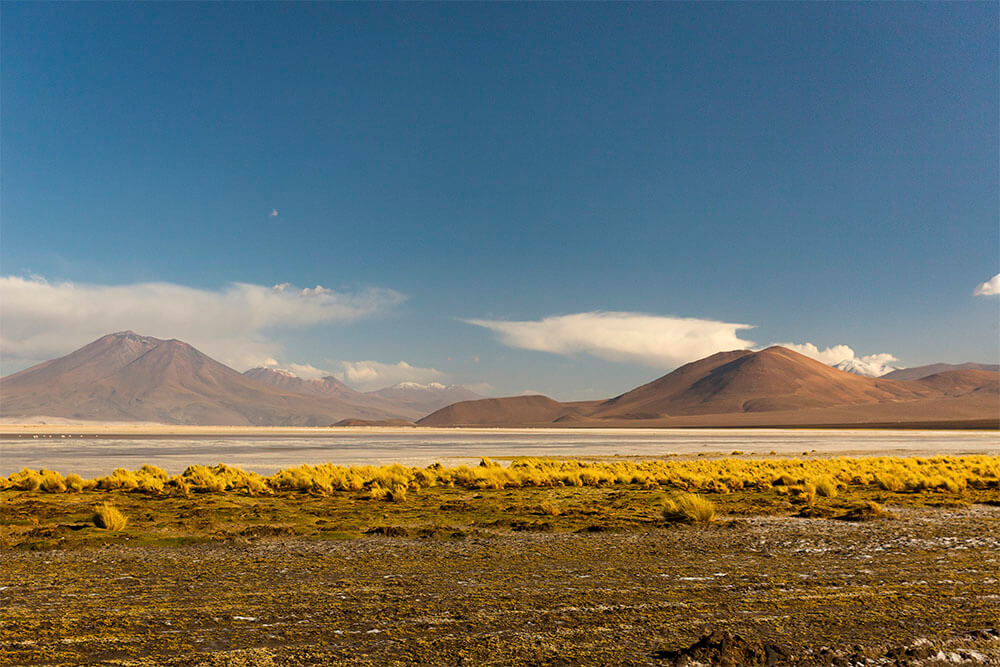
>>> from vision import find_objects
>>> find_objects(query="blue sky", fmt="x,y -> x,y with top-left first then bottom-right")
2,3 -> 997,398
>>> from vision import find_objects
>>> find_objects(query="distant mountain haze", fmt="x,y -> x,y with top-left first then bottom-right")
881,363 -> 1000,381
243,368 -> 482,419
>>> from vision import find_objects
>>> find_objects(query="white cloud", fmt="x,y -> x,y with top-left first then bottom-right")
777,342 -> 898,377
465,311 -> 756,368
285,363 -> 332,381
332,359 -> 444,392
0,275 -> 403,374
974,273 -> 1000,296
466,311 -> 902,378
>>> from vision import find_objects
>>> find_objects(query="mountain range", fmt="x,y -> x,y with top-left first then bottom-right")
0,332 -> 480,425
419,347 -> 999,428
1,332 -> 996,428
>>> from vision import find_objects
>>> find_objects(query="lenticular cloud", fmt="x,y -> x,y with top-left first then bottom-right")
465,311 -> 756,368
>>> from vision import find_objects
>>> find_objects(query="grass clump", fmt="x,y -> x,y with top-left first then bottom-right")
814,477 -> 838,498
840,500 -> 889,522
662,493 -> 716,524
539,499 -> 561,516
92,503 -> 128,531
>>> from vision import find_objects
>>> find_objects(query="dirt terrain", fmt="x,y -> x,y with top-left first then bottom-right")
3,506 -> 999,665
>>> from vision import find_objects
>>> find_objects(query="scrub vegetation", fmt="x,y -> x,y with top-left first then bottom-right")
1,455 -> 997,549
4,455 -> 997,499
2,455 -> 999,664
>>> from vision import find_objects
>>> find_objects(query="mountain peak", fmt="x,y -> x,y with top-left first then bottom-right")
1,332 -> 407,424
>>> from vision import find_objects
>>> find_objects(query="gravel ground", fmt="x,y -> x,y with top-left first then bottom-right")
2,506 -> 1000,666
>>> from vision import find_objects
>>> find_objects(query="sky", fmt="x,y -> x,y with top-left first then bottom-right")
2,2 -> 998,398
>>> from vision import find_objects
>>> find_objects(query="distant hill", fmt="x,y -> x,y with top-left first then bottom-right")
244,370 -> 482,419
367,382 -> 483,417
332,418 -> 416,427
0,332 -> 403,425
881,363 -> 1000,381
418,395 -> 600,427
420,346 -> 999,428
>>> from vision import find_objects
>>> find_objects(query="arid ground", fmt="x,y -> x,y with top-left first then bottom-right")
2,454 -> 999,665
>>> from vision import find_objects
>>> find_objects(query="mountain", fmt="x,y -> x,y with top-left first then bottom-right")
242,367 -> 360,399
366,382 -> 483,416
592,347 -> 929,418
420,346 -> 999,428
418,395 -> 601,427
832,358 -> 898,377
241,370 -> 482,420
881,363 -> 1000,381
911,369 -> 1000,396
0,332 -> 402,425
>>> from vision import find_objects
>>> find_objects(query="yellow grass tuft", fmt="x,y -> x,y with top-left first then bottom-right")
65,473 -> 85,493
814,477 -> 838,498
39,470 -> 66,493
539,500 -> 561,516
662,493 -> 716,524
92,503 -> 128,531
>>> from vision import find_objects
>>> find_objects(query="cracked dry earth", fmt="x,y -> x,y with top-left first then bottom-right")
2,506 -> 999,666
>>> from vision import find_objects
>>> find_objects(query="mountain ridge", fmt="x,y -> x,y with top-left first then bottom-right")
419,346 -> 999,428
3,334 -> 997,428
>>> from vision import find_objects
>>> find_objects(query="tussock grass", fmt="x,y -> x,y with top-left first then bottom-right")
65,473 -> 84,493
4,456 -> 998,504
662,493 -> 716,524
539,500 -> 561,516
92,503 -> 128,531
814,477 -> 838,498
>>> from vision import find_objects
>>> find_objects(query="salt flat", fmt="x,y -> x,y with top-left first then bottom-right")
1,425 -> 997,477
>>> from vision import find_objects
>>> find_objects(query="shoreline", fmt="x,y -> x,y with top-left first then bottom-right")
1,421 -> 998,439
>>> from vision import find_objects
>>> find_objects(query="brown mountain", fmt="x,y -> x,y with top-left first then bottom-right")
420,346 -> 999,428
591,346 -> 932,418
0,332 -> 402,425
881,363 -> 1000,381
418,395 -> 601,427
912,369 -> 1000,396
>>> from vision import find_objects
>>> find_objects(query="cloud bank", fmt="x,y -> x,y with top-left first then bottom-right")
974,273 -> 1000,296
465,312 -> 756,368
777,343 -> 898,377
468,311 -> 899,377
332,360 -> 444,392
0,275 -> 403,373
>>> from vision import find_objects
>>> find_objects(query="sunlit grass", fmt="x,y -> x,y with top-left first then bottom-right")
3,456 -> 998,503
662,493 -> 716,524
92,503 -> 128,531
